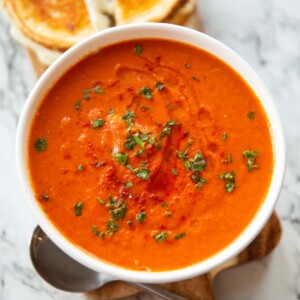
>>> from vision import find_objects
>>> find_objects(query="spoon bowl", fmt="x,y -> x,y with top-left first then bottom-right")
30,226 -> 186,299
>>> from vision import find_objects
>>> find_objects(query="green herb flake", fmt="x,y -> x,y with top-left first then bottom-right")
34,138 -> 47,152
83,86 -> 104,100
134,168 -> 150,180
112,153 -> 128,165
247,111 -> 255,120
135,149 -> 144,157
160,120 -> 177,140
91,225 -> 105,239
155,81 -> 165,90
124,181 -> 133,188
74,99 -> 81,110
185,63 -> 191,68
161,202 -> 168,207
106,220 -> 118,236
133,133 -> 145,148
172,168 -> 178,176
166,210 -> 173,217
109,200 -> 127,221
220,172 -> 236,193
222,132 -> 227,141
74,202 -> 84,216
191,173 -> 207,190
92,118 -> 105,128
153,231 -> 167,242
167,104 -> 173,110
174,232 -> 186,240
122,110 -> 135,130
40,194 -> 49,201
135,211 -> 146,223
108,107 -> 114,115
135,44 -> 143,56
97,197 -> 106,205
243,150 -> 259,172
140,86 -> 153,99
227,153 -> 232,163
77,164 -> 83,172
127,221 -> 133,227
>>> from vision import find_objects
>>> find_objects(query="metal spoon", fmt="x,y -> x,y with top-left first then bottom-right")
30,226 -> 186,300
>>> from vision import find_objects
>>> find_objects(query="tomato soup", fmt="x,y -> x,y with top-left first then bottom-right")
27,39 -> 273,271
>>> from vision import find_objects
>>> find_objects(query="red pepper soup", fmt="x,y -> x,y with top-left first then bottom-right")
27,39 -> 273,271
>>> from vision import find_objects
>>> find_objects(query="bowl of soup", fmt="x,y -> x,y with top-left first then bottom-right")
16,23 -> 285,283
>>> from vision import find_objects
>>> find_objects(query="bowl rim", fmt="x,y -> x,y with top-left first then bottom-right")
16,23 -> 286,283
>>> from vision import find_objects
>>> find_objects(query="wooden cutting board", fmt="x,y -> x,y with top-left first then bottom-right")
23,10 -> 282,299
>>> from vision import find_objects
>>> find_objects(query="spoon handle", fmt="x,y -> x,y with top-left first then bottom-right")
127,282 -> 187,300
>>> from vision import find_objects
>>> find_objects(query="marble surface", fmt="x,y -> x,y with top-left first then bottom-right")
0,0 -> 300,299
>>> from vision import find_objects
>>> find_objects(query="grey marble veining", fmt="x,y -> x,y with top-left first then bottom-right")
0,0 -> 300,299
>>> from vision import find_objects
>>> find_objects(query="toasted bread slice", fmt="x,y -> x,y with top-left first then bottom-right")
10,25 -> 62,66
3,0 -> 95,51
84,0 -> 113,31
165,0 -> 196,25
114,0 -> 182,25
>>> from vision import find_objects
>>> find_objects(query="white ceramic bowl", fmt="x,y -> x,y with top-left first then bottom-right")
16,23 -> 286,284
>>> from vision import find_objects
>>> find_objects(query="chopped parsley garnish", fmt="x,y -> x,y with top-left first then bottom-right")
108,107 -> 114,115
77,164 -> 83,172
97,197 -> 106,205
177,138 -> 194,159
135,211 -> 146,223
83,86 -> 104,100
243,150 -> 259,171
174,232 -> 186,239
92,225 -> 105,239
227,153 -> 232,163
247,111 -> 255,120
167,104 -> 173,110
95,161 -> 104,168
40,194 -> 49,201
122,110 -> 135,129
140,86 -> 153,99
155,81 -> 165,90
222,132 -> 227,141
135,44 -> 143,56
184,152 -> 206,172
92,118 -> 105,128
172,168 -> 178,176
153,232 -> 167,242
112,153 -> 128,165
185,63 -> 191,68
108,198 -> 127,221
74,202 -> 84,216
135,149 -> 144,157
140,161 -> 148,167
166,210 -> 172,217
34,138 -> 47,152
127,221 -> 133,227
192,76 -> 199,81
106,220 -> 118,236
221,172 -> 236,193
191,173 -> 207,190
141,106 -> 150,111
74,99 -> 81,110
160,120 -> 177,140
124,181 -> 133,188
134,168 -> 150,180
124,135 -> 136,150
133,132 -> 145,148
161,202 -> 168,207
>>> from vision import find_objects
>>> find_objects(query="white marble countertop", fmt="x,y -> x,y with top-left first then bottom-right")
1,0 -> 300,299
